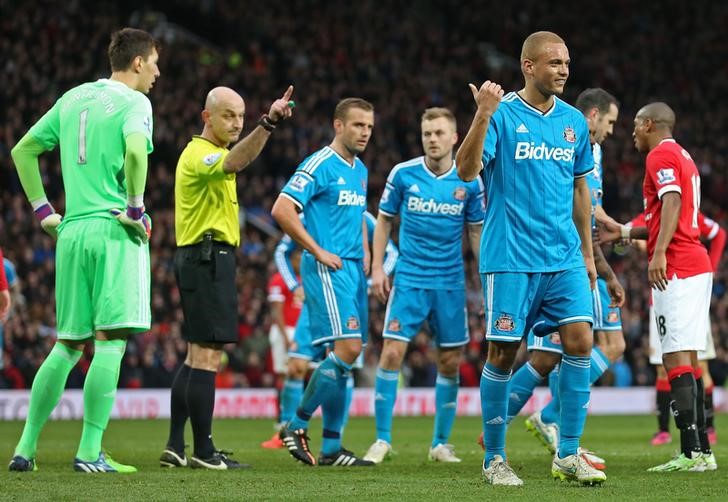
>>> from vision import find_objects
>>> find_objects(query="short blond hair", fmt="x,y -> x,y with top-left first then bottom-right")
334,98 -> 374,122
520,31 -> 566,61
421,107 -> 456,130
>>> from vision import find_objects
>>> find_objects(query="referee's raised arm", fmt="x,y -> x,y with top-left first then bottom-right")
220,85 -> 294,173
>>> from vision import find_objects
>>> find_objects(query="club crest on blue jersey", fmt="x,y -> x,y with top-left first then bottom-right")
495,314 -> 515,332
549,332 -> 562,345
453,187 -> 466,201
387,318 -> 401,332
563,127 -> 576,143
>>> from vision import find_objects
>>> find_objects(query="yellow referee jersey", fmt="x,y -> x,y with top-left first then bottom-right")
175,136 -> 240,247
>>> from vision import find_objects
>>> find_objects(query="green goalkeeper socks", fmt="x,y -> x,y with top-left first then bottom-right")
15,343 -> 82,458
76,339 -> 126,462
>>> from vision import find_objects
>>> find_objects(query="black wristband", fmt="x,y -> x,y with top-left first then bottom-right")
258,114 -> 276,132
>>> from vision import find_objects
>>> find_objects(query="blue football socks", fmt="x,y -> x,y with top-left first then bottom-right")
558,354 -> 591,458
432,373 -> 459,447
481,363 -> 512,464
374,368 -> 399,444
507,362 -> 543,423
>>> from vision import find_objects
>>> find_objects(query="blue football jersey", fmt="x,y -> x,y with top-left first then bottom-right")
364,211 -> 399,276
3,258 -> 17,287
274,211 -> 398,290
480,93 -> 594,273
379,156 -> 484,289
586,142 -> 603,227
273,214 -> 305,291
281,146 -> 368,260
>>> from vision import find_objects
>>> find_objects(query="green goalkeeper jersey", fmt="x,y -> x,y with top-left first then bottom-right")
28,78 -> 153,221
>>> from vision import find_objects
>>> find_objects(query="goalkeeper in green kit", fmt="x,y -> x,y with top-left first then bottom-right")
8,28 -> 160,473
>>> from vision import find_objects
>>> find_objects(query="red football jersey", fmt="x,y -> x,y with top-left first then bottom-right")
698,213 -> 720,240
267,272 -> 302,328
642,139 -> 711,278
628,212 -> 646,228
630,211 -> 718,240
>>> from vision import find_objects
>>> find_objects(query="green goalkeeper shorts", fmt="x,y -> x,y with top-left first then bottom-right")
55,217 -> 151,340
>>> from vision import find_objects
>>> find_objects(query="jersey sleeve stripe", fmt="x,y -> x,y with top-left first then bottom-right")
301,148 -> 333,175
267,294 -> 286,302
386,158 -> 421,183
378,208 -> 396,217
274,245 -> 299,291
383,242 -> 399,275
707,223 -> 720,240
280,192 -> 303,210
657,185 -> 681,199
574,167 -> 595,179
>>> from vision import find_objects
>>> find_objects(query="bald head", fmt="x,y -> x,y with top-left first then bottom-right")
201,86 -> 245,147
636,102 -> 675,132
521,31 -> 566,61
205,86 -> 244,113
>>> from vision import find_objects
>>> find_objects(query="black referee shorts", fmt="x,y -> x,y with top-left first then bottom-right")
174,242 -> 238,344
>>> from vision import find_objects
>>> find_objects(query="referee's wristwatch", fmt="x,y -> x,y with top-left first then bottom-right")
258,114 -> 277,132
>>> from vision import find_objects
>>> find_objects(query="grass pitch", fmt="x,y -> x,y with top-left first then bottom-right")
1,415 -> 725,500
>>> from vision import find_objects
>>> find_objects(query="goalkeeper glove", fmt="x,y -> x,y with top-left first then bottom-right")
110,206 -> 152,243
34,203 -> 63,239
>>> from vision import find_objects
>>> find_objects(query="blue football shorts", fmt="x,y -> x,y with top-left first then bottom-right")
483,267 -> 593,343
592,277 -> 622,332
301,253 -> 368,347
382,284 -> 468,348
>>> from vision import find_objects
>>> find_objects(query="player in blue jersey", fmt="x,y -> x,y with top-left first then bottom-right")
271,98 -> 376,467
0,251 -> 19,369
362,107 -> 484,464
456,31 -> 605,486
502,89 -> 625,468
263,212 -> 398,448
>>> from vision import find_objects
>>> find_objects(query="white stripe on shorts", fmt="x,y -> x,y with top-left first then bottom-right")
485,273 -> 494,336
317,262 -> 342,337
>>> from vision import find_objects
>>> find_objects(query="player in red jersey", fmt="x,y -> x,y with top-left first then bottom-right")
623,211 -> 724,447
261,249 -> 304,448
601,102 -> 715,472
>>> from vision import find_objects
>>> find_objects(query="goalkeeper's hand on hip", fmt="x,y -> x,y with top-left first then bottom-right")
110,206 -> 152,244
34,203 -> 63,239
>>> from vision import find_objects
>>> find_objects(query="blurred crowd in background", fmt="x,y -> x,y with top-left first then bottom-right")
2,0 -> 728,390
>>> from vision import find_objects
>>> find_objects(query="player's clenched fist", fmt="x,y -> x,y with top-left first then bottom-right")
468,81 -> 503,116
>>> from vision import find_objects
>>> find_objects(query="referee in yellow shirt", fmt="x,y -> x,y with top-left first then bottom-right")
161,85 -> 294,470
